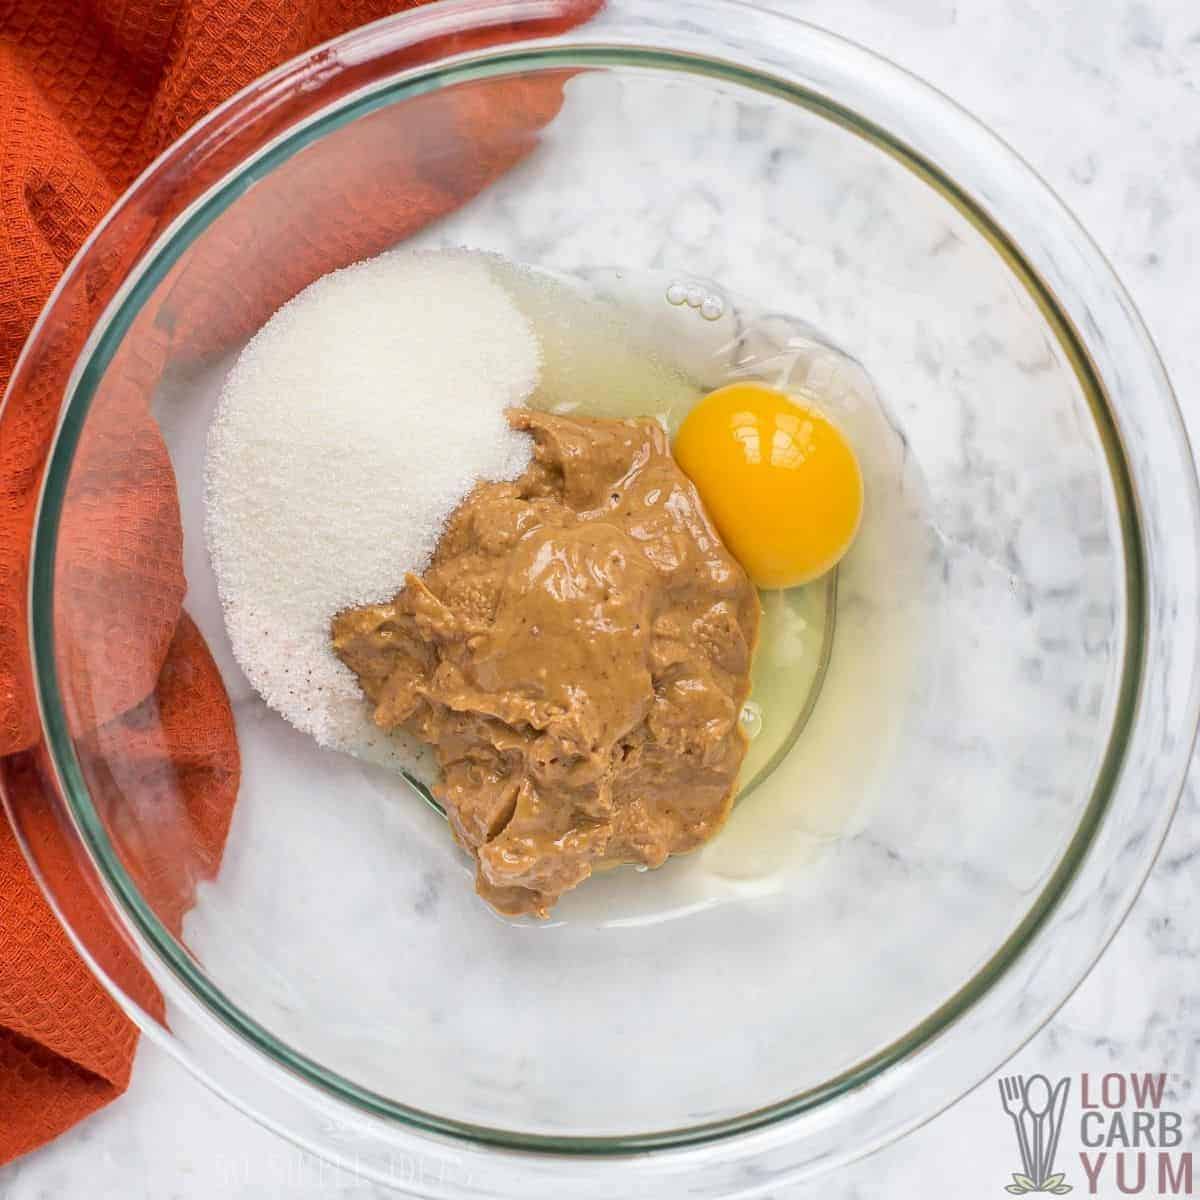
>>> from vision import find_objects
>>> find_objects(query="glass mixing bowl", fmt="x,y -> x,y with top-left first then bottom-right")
4,0 -> 1198,1195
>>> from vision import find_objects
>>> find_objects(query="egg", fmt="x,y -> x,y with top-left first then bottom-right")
673,383 -> 864,589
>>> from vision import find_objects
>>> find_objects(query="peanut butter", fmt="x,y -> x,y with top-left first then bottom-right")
332,410 -> 759,916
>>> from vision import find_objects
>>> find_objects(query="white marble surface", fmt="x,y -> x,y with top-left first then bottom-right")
3,0 -> 1199,1196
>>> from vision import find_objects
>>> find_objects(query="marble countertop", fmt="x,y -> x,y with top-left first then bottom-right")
3,0 -> 1198,1196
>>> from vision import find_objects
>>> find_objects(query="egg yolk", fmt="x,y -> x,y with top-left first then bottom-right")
673,383 -> 863,589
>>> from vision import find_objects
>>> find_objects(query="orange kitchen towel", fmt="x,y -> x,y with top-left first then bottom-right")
0,0 -> 597,1164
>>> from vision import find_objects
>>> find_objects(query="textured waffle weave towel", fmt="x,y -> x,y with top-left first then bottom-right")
0,0 -> 593,1164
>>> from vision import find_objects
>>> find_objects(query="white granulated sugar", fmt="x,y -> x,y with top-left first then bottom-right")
205,249 -> 539,773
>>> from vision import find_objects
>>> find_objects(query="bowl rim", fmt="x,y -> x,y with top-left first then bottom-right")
11,0 -> 1200,1185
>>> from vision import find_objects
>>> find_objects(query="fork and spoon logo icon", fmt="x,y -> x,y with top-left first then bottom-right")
998,1074 -> 1073,1194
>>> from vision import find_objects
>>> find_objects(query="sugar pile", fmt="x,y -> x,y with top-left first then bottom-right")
205,249 -> 539,773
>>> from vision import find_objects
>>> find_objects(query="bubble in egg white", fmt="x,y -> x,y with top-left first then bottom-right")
739,701 -> 764,740
666,282 -> 688,306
